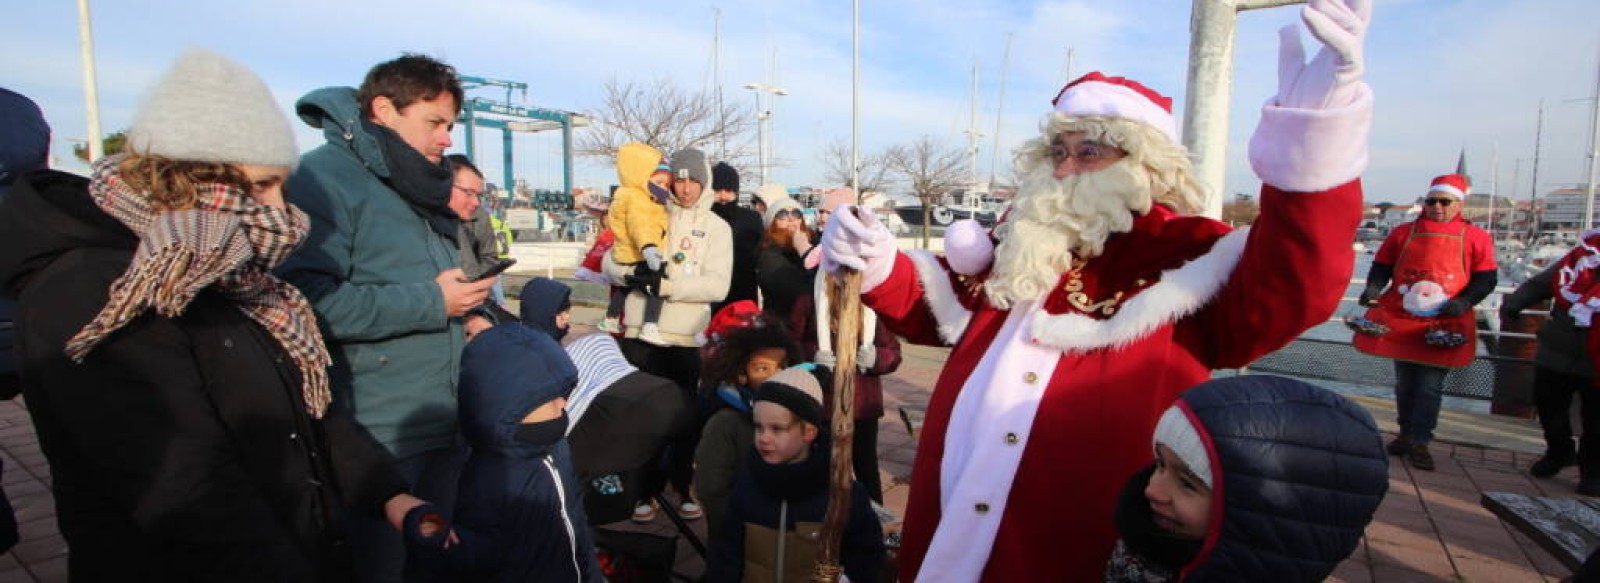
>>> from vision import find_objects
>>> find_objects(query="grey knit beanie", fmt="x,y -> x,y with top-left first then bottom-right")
669,148 -> 710,188
127,48 -> 299,169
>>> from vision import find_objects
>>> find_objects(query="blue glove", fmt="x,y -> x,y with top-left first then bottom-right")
642,245 -> 663,272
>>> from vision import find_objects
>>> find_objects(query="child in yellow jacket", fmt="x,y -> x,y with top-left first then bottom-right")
601,142 -> 671,344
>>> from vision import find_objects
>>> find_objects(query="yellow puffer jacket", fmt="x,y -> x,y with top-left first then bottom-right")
607,142 -> 668,264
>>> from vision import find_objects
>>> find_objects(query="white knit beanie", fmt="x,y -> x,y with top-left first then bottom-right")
762,192 -> 802,229
1153,404 -> 1213,489
126,48 -> 299,169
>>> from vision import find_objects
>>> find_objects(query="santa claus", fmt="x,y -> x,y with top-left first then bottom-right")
820,0 -> 1372,580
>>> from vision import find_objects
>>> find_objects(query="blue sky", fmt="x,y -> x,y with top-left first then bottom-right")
5,0 -> 1598,205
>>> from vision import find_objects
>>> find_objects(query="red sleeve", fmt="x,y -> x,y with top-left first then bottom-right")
1191,179 -> 1363,368
861,253 -> 949,346
1467,226 -> 1497,271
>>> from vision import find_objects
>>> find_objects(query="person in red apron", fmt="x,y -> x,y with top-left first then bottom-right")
1354,173 -> 1497,470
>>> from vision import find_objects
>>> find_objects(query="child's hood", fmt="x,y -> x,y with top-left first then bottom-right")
458,323 -> 578,455
616,141 -> 662,192
1169,375 -> 1389,582
518,277 -> 572,341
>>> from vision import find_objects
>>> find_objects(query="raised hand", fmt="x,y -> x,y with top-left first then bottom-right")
1276,0 -> 1371,109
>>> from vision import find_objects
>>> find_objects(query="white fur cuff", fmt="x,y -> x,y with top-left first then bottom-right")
1247,83 -> 1373,193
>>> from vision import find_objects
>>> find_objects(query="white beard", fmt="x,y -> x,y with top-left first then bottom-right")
985,159 -> 1155,309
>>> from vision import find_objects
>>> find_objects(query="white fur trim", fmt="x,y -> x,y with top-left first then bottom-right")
1428,184 -> 1465,200
1029,228 -> 1250,353
1247,83 -> 1373,193
908,250 -> 972,345
1054,80 -> 1179,144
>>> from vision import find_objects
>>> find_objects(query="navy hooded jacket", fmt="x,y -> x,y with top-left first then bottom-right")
519,277 -> 572,342
444,323 -> 600,582
1121,375 -> 1389,582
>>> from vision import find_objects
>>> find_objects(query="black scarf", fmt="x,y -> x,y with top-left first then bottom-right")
364,119 -> 459,246
1113,464 -> 1204,573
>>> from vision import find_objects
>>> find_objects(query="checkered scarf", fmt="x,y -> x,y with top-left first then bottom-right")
65,155 -> 333,417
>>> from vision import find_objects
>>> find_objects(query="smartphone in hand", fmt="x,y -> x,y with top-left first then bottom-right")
462,258 -> 516,283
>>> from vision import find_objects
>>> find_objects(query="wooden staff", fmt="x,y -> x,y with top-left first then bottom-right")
812,208 -> 865,582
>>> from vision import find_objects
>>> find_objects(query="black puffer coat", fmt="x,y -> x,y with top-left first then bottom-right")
1172,375 -> 1388,582
0,170 -> 407,581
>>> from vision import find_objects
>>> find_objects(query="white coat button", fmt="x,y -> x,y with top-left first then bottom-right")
975,502 -> 991,514
1005,433 -> 1019,445
1023,372 -> 1038,384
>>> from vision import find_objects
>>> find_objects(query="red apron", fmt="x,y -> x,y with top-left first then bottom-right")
1353,221 -> 1477,368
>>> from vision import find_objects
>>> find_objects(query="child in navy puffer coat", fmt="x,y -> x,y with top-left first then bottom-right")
417,323 -> 601,582
1104,375 -> 1389,582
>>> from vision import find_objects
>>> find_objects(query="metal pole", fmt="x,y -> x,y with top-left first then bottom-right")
1490,139 -> 1499,238
77,0 -> 103,161
1531,101 -> 1545,237
851,0 -> 860,197
563,121 -> 575,204
1184,0 -> 1306,220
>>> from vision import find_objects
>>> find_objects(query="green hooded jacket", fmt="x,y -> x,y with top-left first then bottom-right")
278,86 -> 463,460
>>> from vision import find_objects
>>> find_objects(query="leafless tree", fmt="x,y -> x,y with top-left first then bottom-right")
1221,192 -> 1260,226
886,135 -> 968,247
576,78 -> 757,165
817,137 -> 895,193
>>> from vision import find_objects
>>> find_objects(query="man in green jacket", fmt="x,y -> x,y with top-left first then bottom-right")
278,54 -> 494,583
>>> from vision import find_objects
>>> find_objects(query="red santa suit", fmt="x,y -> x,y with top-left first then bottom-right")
857,68 -> 1372,581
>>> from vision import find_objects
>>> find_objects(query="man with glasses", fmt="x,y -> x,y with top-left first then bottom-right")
819,0 -> 1374,579
1355,173 -> 1497,472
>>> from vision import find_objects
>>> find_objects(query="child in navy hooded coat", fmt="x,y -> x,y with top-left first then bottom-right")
431,323 -> 601,582
1104,375 -> 1389,582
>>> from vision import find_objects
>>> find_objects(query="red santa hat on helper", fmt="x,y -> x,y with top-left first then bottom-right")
1051,72 -> 1180,145
1428,174 -> 1469,201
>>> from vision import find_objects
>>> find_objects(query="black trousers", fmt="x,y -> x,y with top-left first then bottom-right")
853,419 -> 883,504
618,338 -> 703,503
1533,366 -> 1600,476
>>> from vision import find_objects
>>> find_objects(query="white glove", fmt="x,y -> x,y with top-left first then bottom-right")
821,205 -> 897,291
642,245 -> 663,272
856,344 -> 877,372
1275,0 -> 1370,110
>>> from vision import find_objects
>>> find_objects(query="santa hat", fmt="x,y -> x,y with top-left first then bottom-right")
1152,404 -> 1213,489
1428,174 -> 1469,200
1051,71 -> 1178,145
820,188 -> 855,213
755,365 -> 830,427
704,300 -> 764,343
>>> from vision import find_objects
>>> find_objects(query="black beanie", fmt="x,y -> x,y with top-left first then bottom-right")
712,162 -> 740,193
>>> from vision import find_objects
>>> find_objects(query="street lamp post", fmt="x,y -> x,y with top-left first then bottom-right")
744,82 -> 788,186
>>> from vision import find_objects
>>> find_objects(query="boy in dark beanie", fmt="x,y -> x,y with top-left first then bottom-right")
705,365 -> 884,583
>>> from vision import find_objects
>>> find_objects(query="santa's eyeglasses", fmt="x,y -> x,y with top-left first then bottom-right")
1423,198 -> 1455,207
1046,142 -> 1124,165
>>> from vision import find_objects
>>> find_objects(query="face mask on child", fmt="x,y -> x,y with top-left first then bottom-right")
514,411 -> 569,451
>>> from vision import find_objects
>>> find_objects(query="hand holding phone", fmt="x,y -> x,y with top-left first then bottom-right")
461,258 -> 517,283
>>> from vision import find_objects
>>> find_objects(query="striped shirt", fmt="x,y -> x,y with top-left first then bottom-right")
562,333 -> 638,431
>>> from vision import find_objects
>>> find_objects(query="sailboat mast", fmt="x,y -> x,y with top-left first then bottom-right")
965,60 -> 983,188
988,33 -> 1013,190
1530,101 -> 1545,237
1490,139 -> 1499,240
1584,42 -> 1600,231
